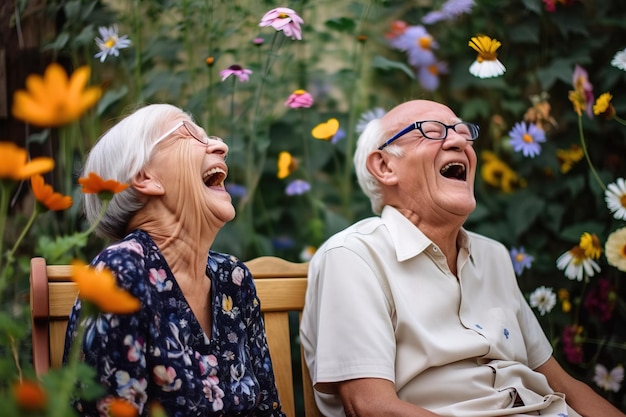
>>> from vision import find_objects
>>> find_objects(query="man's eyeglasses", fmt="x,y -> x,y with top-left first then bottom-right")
378,120 -> 480,150
155,120 -> 223,146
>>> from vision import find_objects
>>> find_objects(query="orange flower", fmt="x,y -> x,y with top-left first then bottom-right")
13,379 -> 47,411
31,174 -> 73,211
0,142 -> 54,180
78,172 -> 129,195
72,260 -> 140,314
12,63 -> 102,127
108,397 -> 138,417
311,118 -> 340,140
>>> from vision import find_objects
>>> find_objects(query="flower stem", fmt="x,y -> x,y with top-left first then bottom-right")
578,115 -> 607,192
78,200 -> 109,239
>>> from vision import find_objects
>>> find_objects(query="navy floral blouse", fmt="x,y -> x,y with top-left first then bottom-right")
63,230 -> 286,417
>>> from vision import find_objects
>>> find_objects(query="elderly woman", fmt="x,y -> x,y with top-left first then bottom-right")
63,104 -> 285,417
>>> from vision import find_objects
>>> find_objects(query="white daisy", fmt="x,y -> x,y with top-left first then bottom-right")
94,25 -> 132,63
605,227 -> 626,272
605,177 -> 626,221
529,286 -> 556,316
593,364 -> 624,392
611,48 -> 626,72
468,35 -> 506,79
299,246 -> 316,262
556,247 -> 601,281
356,107 -> 386,134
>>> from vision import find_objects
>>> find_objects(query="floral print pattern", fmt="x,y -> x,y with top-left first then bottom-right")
64,230 -> 285,417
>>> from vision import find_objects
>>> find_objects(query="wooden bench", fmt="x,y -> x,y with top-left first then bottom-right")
30,256 -> 322,417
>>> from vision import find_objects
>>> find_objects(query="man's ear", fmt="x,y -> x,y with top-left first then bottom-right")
366,151 -> 399,186
131,169 -> 164,196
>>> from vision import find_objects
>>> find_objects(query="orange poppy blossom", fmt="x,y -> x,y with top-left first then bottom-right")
11,63 -> 102,127
107,397 -> 139,417
31,174 -> 73,211
0,142 -> 54,181
71,260 -> 140,314
12,379 -> 47,411
78,172 -> 129,197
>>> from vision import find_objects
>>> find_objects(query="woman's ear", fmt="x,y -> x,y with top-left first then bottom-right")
131,169 -> 165,196
366,151 -> 399,186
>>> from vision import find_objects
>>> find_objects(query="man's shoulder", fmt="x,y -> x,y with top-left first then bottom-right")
319,216 -> 386,251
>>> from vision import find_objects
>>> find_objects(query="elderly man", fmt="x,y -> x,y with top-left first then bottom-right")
300,100 -> 625,417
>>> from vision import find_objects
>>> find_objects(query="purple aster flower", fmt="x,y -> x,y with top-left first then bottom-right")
422,0 -> 475,25
226,183 -> 247,198
285,179 -> 311,195
219,65 -> 253,82
417,62 -> 448,92
510,246 -> 534,276
259,7 -> 304,40
508,121 -> 546,158
94,25 -> 132,63
331,128 -> 346,145
388,25 -> 437,68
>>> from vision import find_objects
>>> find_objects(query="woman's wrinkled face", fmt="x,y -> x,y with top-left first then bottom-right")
149,118 -> 235,227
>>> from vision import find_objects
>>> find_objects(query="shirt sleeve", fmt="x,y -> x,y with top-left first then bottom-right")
64,247 -> 151,417
239,262 -> 286,417
304,246 -> 397,387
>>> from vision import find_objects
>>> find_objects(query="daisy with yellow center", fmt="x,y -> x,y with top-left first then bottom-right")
468,35 -> 506,78
556,244 -> 601,282
605,178 -> 626,221
605,227 -> 626,272
12,63 -> 102,127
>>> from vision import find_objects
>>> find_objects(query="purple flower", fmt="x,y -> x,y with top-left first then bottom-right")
417,62 -> 448,92
226,183 -> 247,198
253,37 -> 264,46
331,128 -> 346,144
422,0 -> 475,24
509,246 -> 534,276
508,121 -> 546,158
219,65 -> 253,82
259,7 -> 304,40
285,89 -> 314,108
572,65 -> 594,118
388,25 -> 437,68
285,179 -> 311,195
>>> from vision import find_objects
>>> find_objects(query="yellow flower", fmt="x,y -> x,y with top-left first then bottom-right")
468,35 -> 506,78
78,172 -> 129,195
579,232 -> 602,260
13,379 -> 47,411
556,145 -> 584,174
222,294 -> 233,313
312,118 -> 340,140
31,174 -> 73,211
71,260 -> 140,314
12,63 -> 102,127
480,150 -> 524,193
0,142 -> 54,180
558,288 -> 572,313
593,92 -> 616,120
277,151 -> 297,179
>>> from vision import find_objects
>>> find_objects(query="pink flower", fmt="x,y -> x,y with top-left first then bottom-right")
285,89 -> 314,108
562,325 -> 584,364
219,65 -> 253,82
259,7 -> 304,40
572,65 -> 594,118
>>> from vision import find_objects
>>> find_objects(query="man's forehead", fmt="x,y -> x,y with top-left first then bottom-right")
383,101 -> 457,127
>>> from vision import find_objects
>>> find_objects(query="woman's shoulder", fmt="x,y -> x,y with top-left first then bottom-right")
91,230 -> 161,290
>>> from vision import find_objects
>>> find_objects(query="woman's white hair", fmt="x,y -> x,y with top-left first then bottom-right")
82,103 -> 189,240
353,118 -> 403,215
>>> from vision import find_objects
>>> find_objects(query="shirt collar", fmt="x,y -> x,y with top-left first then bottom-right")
381,205 -> 473,262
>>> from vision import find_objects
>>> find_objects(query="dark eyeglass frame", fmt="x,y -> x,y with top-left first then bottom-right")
378,120 -> 480,150
154,120 -> 223,146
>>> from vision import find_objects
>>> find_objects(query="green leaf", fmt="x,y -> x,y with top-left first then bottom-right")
97,86 -> 129,116
324,17 -> 356,33
371,55 -> 415,79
